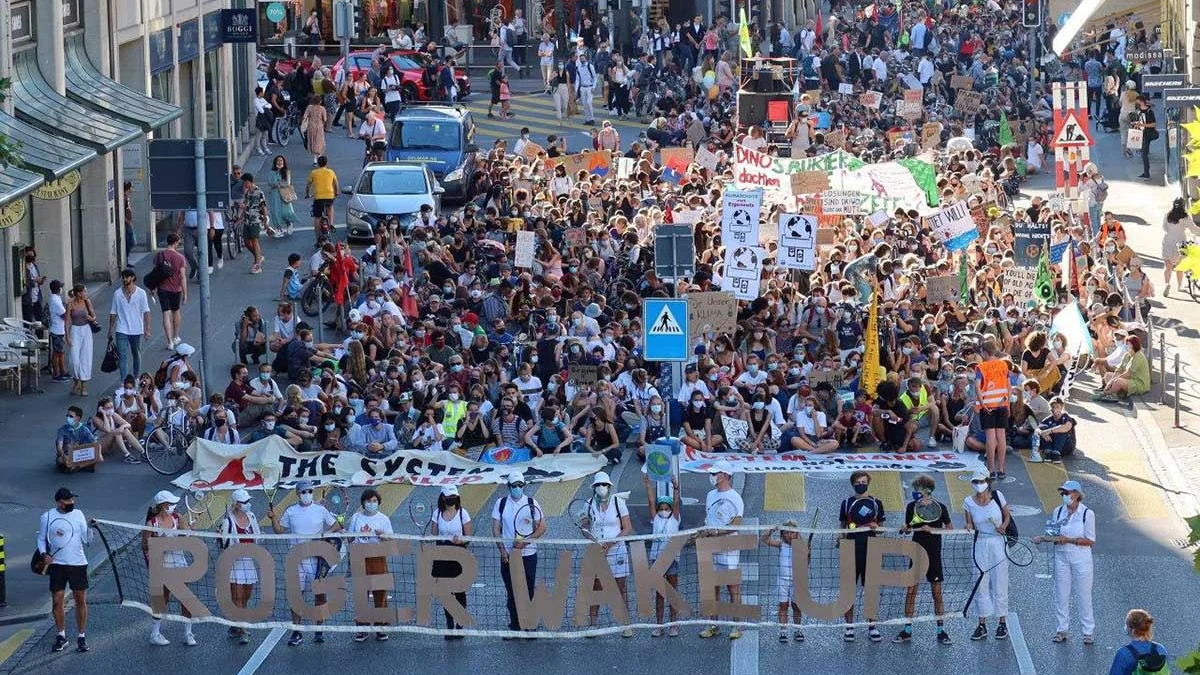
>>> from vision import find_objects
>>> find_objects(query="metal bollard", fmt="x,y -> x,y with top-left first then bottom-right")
1159,334 -> 1167,404
0,533 -> 6,607
1174,354 -> 1184,428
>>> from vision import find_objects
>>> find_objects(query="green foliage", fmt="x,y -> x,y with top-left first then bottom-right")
0,77 -> 22,168
1182,515 -> 1200,673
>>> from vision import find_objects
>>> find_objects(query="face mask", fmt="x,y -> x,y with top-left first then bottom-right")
973,482 -> 989,494
1061,494 -> 1073,506
853,483 -> 869,495
370,418 -> 383,427
658,509 -> 672,519
708,373 -> 719,382
692,400 -> 704,409
650,404 -> 663,413
470,289 -> 482,299
175,381 -> 189,390
509,486 -> 525,499
66,416 -> 77,427
1010,394 -> 1019,403
365,501 -> 380,513
351,332 -> 363,341
748,365 -> 759,375
61,502 -> 76,513
264,420 -> 277,430
216,417 -> 228,426
236,501 -> 250,512
594,485 -> 610,499
714,345 -> 725,353
911,491 -> 923,501
804,404 -> 815,414
767,362 -> 778,371
709,474 -> 719,486
299,493 -> 314,506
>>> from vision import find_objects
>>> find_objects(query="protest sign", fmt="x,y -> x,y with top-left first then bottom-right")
1012,219 -> 1049,266
897,100 -> 922,119
615,156 -> 636,179
955,91 -> 983,115
661,147 -> 695,170
777,214 -> 818,270
950,75 -> 974,90
1004,267 -> 1038,306
821,190 -> 864,215
568,365 -> 599,386
927,202 -> 977,251
925,275 -> 959,303
515,230 -> 536,267
721,245 -> 765,300
672,209 -> 703,225
686,291 -> 738,340
564,227 -> 586,249
695,146 -> 720,172
521,142 -> 544,161
720,188 -> 763,246
921,122 -> 942,150
859,91 -> 883,109
838,82 -> 855,95
790,171 -> 830,195
824,128 -> 846,148
680,448 -> 987,474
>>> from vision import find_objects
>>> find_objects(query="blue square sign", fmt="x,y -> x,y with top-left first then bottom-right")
643,299 -> 689,361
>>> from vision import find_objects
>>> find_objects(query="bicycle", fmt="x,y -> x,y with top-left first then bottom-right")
224,205 -> 244,260
1176,239 -> 1200,301
142,407 -> 197,475
273,102 -> 304,147
300,263 -> 335,318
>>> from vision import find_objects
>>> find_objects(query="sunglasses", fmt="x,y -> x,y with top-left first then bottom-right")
299,489 -> 315,495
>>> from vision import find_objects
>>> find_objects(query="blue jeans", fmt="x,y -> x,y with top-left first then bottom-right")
115,332 -> 142,381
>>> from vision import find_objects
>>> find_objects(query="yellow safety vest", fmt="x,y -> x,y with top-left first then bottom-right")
441,400 -> 467,438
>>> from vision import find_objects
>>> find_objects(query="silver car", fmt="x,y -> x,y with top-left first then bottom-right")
344,162 -> 443,240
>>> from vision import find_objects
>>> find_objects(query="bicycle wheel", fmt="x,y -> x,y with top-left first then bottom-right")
1188,273 -> 1200,302
227,223 -> 243,259
144,427 -> 191,475
301,278 -> 332,317
276,117 -> 293,147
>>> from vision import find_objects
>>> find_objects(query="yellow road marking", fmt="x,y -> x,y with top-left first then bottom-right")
0,629 -> 33,667
459,484 -> 499,520
763,474 -> 806,512
533,478 -> 582,517
945,472 -> 975,514
376,483 -> 416,516
1019,456 -> 1070,514
1082,444 -> 1171,520
191,491 -> 231,530
869,472 -> 905,518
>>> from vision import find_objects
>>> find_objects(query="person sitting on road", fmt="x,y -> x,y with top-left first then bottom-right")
55,405 -> 98,472
90,396 -> 145,465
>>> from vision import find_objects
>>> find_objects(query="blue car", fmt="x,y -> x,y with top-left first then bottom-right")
385,105 -> 478,204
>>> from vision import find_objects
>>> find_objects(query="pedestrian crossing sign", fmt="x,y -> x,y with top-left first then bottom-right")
643,299 -> 689,361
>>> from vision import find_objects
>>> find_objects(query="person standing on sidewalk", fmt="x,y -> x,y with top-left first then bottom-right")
109,269 -> 152,382
512,8 -> 528,71
538,34 -> 556,94
487,63 -> 504,118
267,155 -> 300,237
21,246 -> 47,325
175,210 -> 202,278
1034,480 -> 1095,645
65,284 -> 96,397
156,232 -> 188,351
39,487 -> 95,653
241,174 -> 270,274
1134,95 -> 1157,180
48,279 -> 69,383
576,52 -> 598,126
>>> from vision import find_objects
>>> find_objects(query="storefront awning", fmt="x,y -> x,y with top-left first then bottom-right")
64,36 -> 182,132
0,164 -> 44,205
10,50 -> 142,154
0,110 -> 96,181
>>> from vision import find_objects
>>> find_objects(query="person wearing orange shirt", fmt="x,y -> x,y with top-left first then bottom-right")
974,340 -> 1011,480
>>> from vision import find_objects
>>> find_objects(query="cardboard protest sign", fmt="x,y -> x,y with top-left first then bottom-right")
521,142 -> 544,161
564,227 -> 587,249
925,275 -> 959,303
695,146 -> 720,172
790,171 -> 831,195
661,147 -> 695,171
820,190 -> 863,215
859,91 -> 883,109
824,129 -> 846,148
921,122 -> 942,150
838,82 -> 855,95
515,231 -> 536,267
686,291 -> 738,339
955,91 -> 983,115
1003,267 -> 1038,306
950,75 -> 974,90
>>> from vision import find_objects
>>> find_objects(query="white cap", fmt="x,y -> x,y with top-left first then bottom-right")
153,489 -> 180,505
231,488 -> 252,503
348,309 -> 363,323
708,460 -> 735,476
440,485 -> 460,497
970,470 -> 991,482
382,279 -> 401,293
175,342 -> 196,356
592,471 -> 612,486
506,472 -> 526,485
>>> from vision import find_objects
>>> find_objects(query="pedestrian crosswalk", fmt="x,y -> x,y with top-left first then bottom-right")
462,91 -> 646,150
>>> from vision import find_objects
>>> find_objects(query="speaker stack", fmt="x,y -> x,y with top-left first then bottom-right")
736,57 -> 796,130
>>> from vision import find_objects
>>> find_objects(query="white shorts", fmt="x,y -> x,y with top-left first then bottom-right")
607,543 -> 630,579
297,557 -> 319,592
777,575 -> 794,604
230,557 -> 259,586
714,553 -> 740,570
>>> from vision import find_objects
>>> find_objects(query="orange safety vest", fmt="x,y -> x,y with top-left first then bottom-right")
975,359 -> 1010,411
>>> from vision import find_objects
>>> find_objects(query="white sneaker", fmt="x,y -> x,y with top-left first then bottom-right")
150,632 -> 170,646
185,633 -> 197,646
216,258 -> 224,270
207,267 -> 214,275
927,436 -> 938,448
1029,450 -> 1044,463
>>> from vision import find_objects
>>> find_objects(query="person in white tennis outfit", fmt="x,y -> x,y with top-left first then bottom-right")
699,460 -> 744,640
581,471 -> 634,637
216,488 -> 261,645
962,470 -> 1012,642
142,490 -> 195,646
1034,480 -> 1096,644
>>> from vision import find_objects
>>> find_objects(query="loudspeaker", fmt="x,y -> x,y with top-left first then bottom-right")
737,92 -> 791,128
753,69 -> 775,93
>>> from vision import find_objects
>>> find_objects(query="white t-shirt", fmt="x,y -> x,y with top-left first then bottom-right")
514,375 -> 544,410
649,513 -> 680,562
347,510 -> 393,543
432,507 -> 472,538
381,75 -> 403,103
37,508 -> 91,567
705,488 -> 744,566
588,497 -> 627,539
280,503 -> 336,544
48,293 -> 66,336
962,491 -> 1005,539
110,286 -> 150,336
677,379 -> 711,403
492,495 -> 542,556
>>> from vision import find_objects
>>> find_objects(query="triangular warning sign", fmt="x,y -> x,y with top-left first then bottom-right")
649,305 -> 684,335
1053,111 -> 1090,146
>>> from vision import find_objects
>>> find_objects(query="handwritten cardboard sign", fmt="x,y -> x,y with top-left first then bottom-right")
791,171 -> 831,196
685,291 -> 738,339
955,90 -> 983,116
824,129 -> 846,148
921,122 -> 942,150
859,91 -> 883,109
950,75 -> 974,90
820,190 -> 863,215
521,142 -> 544,161
925,275 -> 959,303
695,146 -> 720,172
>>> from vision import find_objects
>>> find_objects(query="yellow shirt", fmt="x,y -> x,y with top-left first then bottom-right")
308,167 -> 337,200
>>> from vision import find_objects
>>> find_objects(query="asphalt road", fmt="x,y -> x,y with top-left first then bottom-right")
2,80 -> 1199,675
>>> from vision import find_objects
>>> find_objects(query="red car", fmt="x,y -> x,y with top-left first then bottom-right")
332,50 -> 471,102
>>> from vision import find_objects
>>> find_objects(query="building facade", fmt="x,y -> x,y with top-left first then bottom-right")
0,0 -> 258,320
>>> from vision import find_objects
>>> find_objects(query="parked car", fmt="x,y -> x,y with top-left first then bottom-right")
385,105 -> 479,204
343,162 -> 443,241
331,50 -> 470,102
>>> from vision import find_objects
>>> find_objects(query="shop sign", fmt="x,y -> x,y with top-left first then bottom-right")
33,171 -> 82,200
0,200 -> 27,229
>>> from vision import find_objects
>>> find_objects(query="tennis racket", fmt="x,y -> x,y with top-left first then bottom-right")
408,500 -> 432,536
845,497 -> 878,530
46,516 -> 78,561
185,482 -> 213,526
513,501 -> 542,541
805,507 -> 820,546
567,498 -> 596,541
323,486 -> 351,523
707,496 -> 738,528
909,499 -> 944,528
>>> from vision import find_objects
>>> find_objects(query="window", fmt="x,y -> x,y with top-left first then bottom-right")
356,170 -> 428,196
388,120 -> 461,151
151,71 -> 175,139
204,50 -> 223,138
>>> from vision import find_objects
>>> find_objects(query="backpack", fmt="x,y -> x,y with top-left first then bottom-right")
1094,179 -> 1109,203
153,355 -> 179,389
1124,644 -> 1168,674
143,251 -> 173,291
802,55 -> 817,78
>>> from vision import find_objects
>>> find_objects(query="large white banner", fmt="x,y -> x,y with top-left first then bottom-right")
177,437 -> 607,489
680,448 -> 988,474
720,188 -> 763,247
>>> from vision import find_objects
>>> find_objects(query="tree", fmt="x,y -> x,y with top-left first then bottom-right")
0,78 -> 21,168
1178,515 -> 1200,673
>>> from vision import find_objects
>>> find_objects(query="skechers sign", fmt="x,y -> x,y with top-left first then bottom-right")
219,8 -> 258,43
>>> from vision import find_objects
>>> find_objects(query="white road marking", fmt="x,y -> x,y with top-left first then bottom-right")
729,627 -> 759,675
236,628 -> 284,675
1007,613 -> 1037,675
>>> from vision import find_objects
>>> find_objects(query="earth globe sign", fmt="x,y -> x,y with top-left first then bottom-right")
266,2 -> 287,23
646,446 -> 671,480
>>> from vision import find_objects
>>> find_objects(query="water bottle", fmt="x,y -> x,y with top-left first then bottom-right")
1031,432 -> 1040,452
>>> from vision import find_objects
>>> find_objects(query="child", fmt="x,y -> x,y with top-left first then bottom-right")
832,401 -> 860,448
47,279 -> 68,382
498,73 -> 513,118
852,391 -> 877,444
643,471 -> 681,637
761,520 -> 805,643
280,253 -> 303,302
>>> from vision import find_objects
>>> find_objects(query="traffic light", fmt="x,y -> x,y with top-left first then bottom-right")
352,1 -> 364,38
333,0 -> 350,40
1022,0 -> 1041,28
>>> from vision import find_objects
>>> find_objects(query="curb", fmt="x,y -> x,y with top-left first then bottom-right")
1132,398 -> 1200,522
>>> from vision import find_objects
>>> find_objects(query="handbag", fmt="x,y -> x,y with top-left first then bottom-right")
101,337 -> 119,373
279,184 -> 298,203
